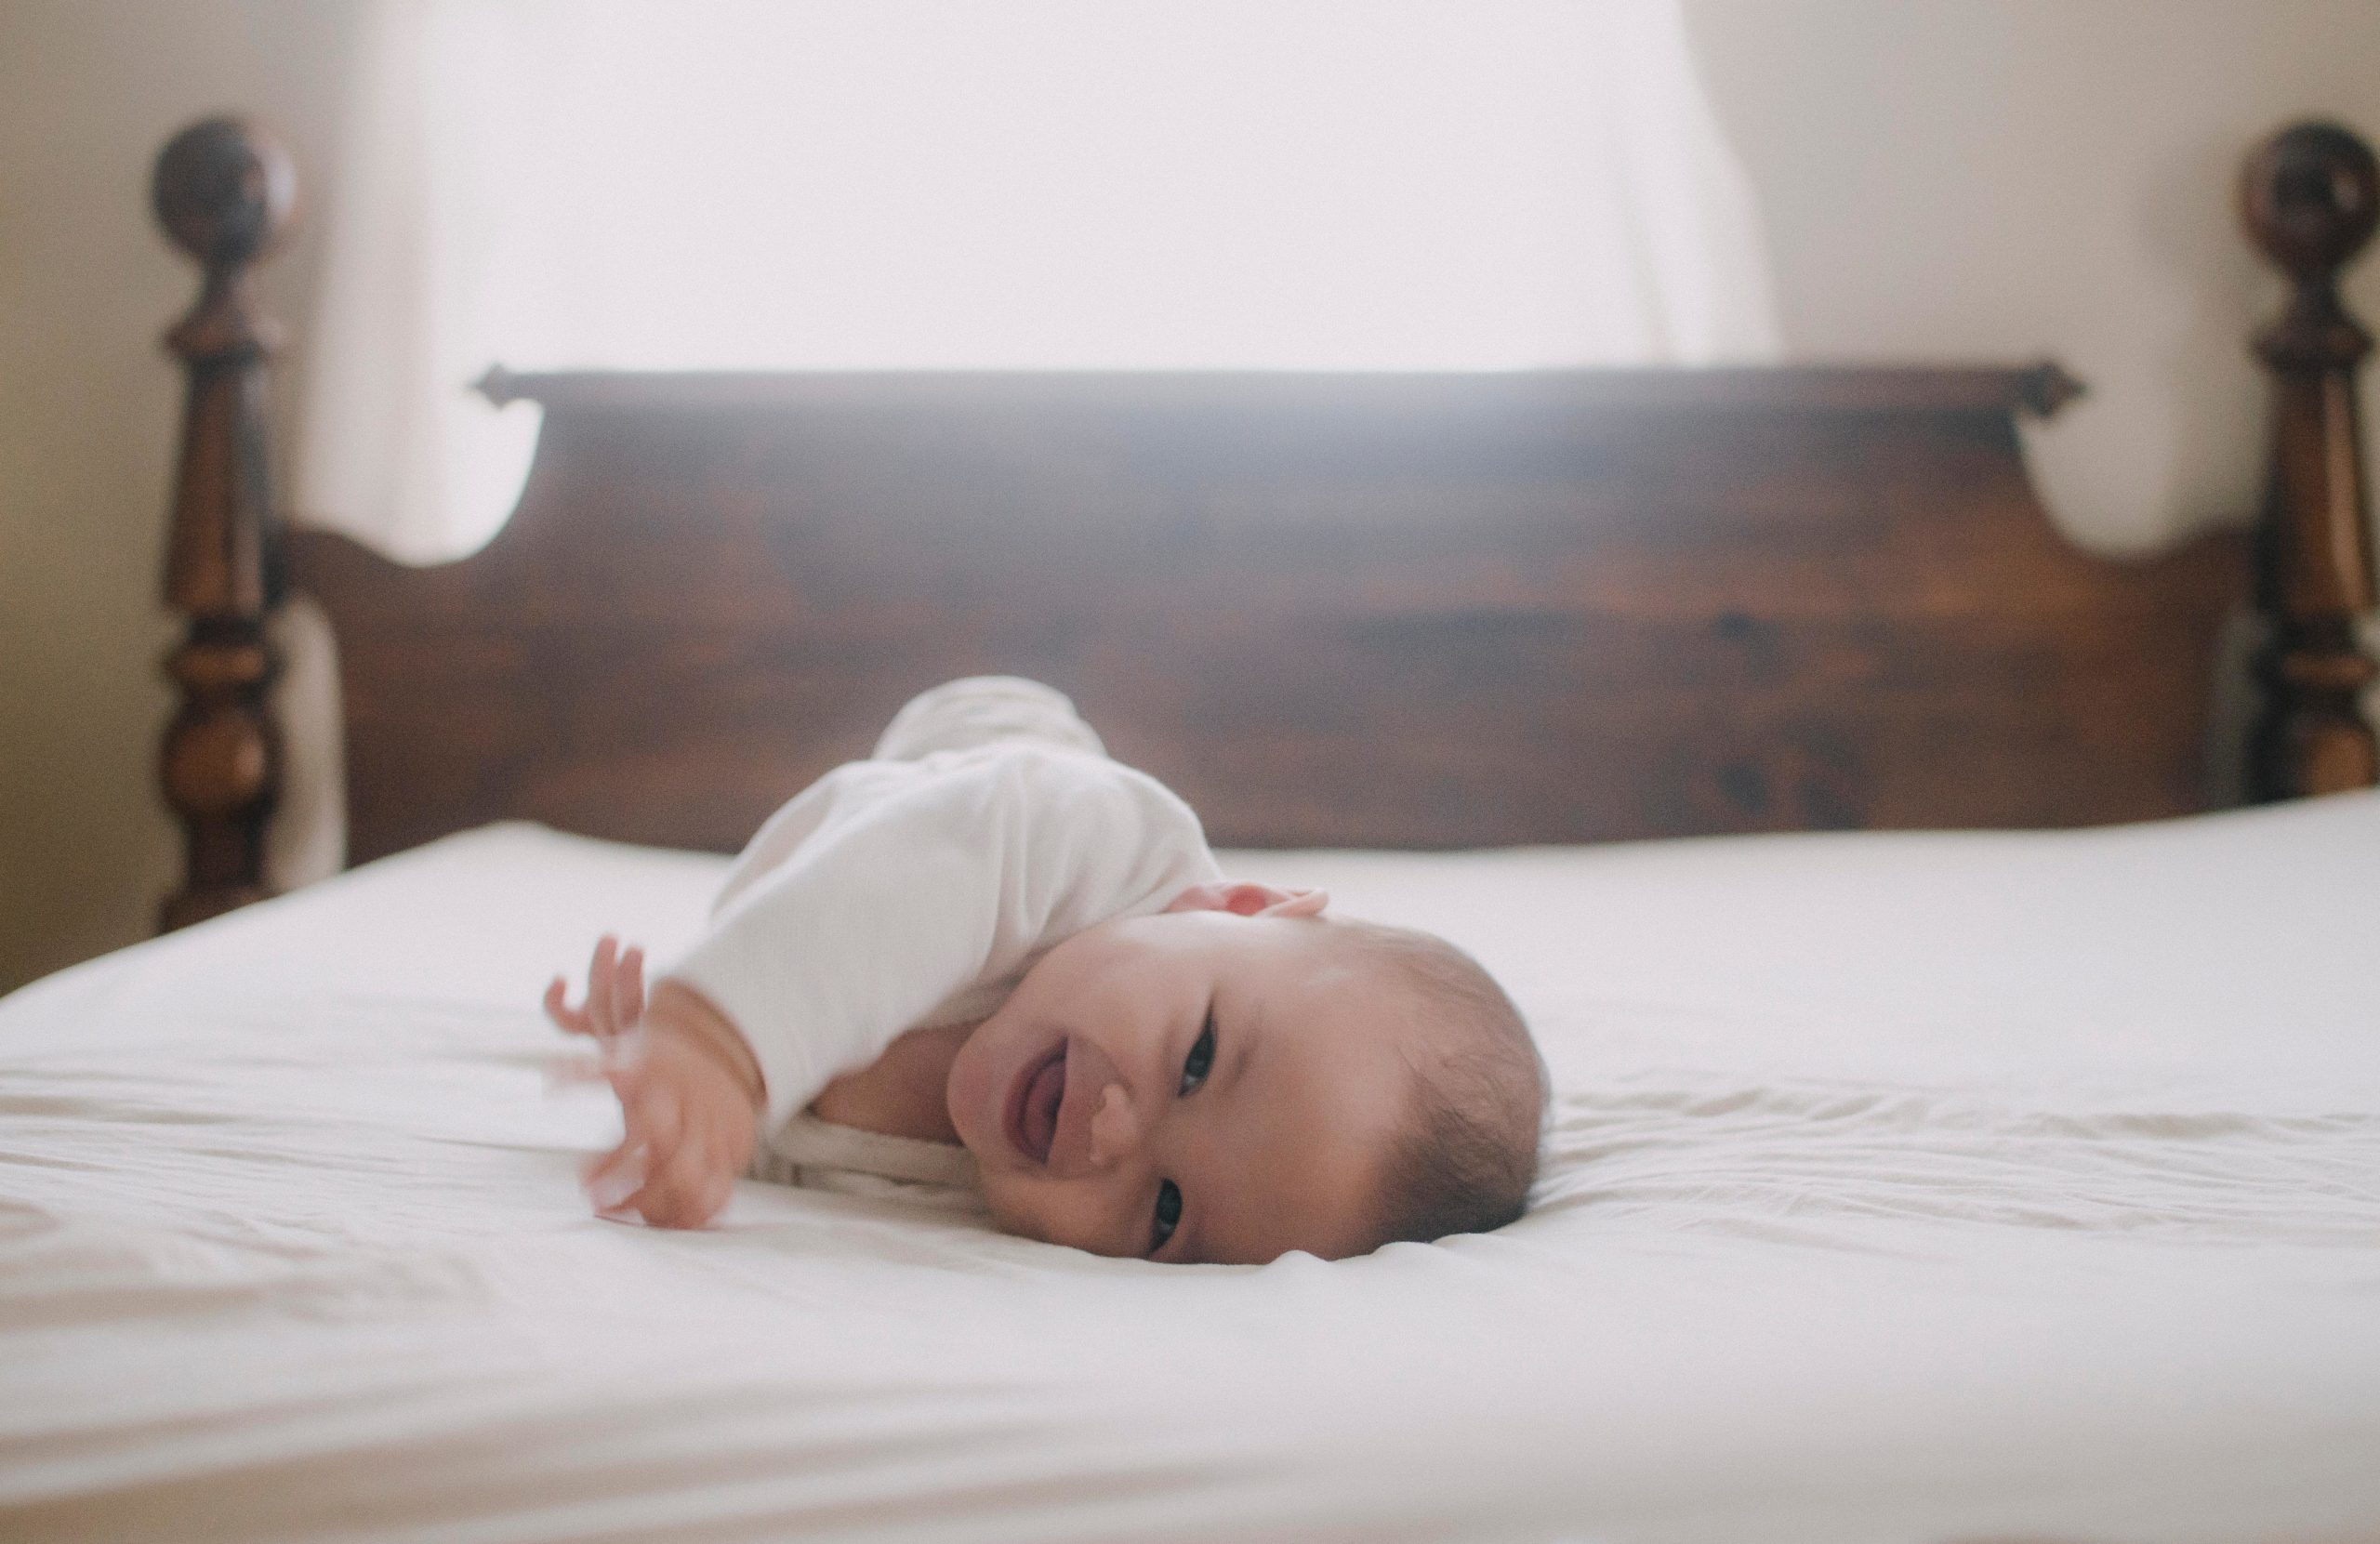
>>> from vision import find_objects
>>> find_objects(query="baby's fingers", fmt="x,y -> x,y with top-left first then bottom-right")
587,935 -> 621,1035
544,977 -> 597,1036
625,1142 -> 731,1229
616,947 -> 646,1030
609,1066 -> 686,1172
582,1138 -> 648,1213
579,1061 -> 669,1205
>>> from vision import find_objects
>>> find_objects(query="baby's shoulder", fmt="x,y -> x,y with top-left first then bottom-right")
903,742 -> 1208,846
907,737 -> 1133,790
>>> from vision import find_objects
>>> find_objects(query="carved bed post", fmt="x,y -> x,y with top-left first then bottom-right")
150,118 -> 297,930
2241,120 -> 2380,799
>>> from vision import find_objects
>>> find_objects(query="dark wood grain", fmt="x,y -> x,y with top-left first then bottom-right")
150,116 -> 295,930
2241,120 -> 2380,798
293,367 -> 2247,862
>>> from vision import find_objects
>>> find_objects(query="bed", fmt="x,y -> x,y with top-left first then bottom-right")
6,799 -> 2380,1542
3,115 -> 2378,1541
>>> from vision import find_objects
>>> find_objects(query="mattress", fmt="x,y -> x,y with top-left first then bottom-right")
4,794 -> 2378,1543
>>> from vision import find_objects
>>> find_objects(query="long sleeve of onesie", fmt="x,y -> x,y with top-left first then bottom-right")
663,733 -> 1223,1133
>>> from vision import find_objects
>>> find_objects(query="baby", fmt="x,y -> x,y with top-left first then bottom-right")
548,678 -> 1544,1263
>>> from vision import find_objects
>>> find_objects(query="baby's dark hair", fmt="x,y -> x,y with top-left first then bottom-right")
1335,920 -> 1547,1248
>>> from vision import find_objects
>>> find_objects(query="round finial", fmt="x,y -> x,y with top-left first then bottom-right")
2241,120 -> 2379,280
152,116 -> 296,271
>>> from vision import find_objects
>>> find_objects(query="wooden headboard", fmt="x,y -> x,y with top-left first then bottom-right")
292,365 -> 2241,864
144,118 -> 2380,924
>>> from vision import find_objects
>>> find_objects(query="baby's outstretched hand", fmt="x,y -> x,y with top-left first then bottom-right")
544,934 -> 644,1041
579,1023 -> 756,1228
549,936 -> 760,1230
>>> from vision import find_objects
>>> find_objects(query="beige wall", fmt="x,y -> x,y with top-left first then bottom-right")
1686,0 -> 2380,553
0,0 -> 356,992
5,0 -> 2379,994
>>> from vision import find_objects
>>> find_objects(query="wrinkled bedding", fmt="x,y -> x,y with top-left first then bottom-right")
4,794 -> 2378,1543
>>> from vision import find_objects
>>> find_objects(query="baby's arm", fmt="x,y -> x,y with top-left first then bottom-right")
553,747 -> 1217,1229
548,937 -> 760,1228
666,750 -> 1214,1133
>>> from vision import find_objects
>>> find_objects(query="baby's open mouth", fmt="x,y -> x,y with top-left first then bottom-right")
1005,1040 -> 1068,1166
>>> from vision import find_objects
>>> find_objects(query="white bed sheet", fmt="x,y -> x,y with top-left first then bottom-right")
3,795 -> 2378,1543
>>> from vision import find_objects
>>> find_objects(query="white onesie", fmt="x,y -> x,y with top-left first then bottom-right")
664,678 -> 1223,1210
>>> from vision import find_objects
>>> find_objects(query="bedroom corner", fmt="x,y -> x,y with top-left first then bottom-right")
0,1 -> 358,992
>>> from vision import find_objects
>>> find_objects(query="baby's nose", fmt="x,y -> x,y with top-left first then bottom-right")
1087,1083 -> 1141,1168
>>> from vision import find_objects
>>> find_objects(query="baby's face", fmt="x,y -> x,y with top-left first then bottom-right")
944,888 -> 1417,1264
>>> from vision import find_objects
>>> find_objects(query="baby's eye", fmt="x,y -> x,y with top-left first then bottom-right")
1150,1179 -> 1183,1255
1178,1012 -> 1216,1096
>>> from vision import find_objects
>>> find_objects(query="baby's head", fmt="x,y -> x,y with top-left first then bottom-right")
944,882 -> 1545,1263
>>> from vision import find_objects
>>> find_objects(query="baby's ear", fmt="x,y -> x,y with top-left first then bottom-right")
1166,882 -> 1330,918
1258,886 -> 1329,918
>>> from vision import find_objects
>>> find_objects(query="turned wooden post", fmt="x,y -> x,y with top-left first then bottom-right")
151,118 -> 297,930
2241,120 -> 2380,799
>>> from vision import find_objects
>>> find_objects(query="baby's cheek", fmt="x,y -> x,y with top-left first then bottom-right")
979,1172 -> 1115,1256
974,1169 -> 1050,1241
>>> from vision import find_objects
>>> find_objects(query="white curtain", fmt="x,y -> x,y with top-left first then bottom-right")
294,0 -> 1780,562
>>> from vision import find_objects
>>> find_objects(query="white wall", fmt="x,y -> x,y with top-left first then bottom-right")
4,0 -> 2378,993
